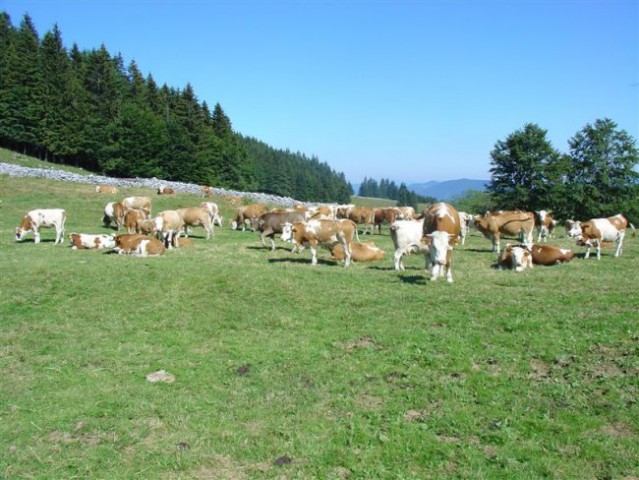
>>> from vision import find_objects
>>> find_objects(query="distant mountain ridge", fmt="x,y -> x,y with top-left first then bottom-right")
408,178 -> 488,200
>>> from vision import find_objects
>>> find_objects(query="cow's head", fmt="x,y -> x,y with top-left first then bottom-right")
280,222 -> 294,242
567,221 -> 582,238
15,216 -> 32,241
509,245 -> 532,272
425,231 -> 451,266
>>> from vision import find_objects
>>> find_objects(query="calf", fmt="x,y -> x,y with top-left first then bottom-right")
124,209 -> 148,234
157,186 -> 175,195
535,210 -> 557,242
529,244 -> 574,265
497,244 -> 533,272
103,202 -> 126,230
281,219 -> 357,267
570,214 -> 630,260
15,208 -> 66,244
422,202 -> 462,283
114,234 -> 165,256
95,184 -> 118,194
330,242 -> 385,262
253,211 -> 306,250
389,219 -> 428,271
177,207 -> 213,239
69,233 -> 116,250
154,210 -> 185,248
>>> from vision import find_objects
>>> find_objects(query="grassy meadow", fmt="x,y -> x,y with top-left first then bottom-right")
1,168 -> 638,479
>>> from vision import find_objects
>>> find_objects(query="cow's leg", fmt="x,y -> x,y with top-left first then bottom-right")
342,238 -> 351,267
55,226 -> 63,244
33,227 -> 40,244
614,231 -> 625,257
270,235 -> 276,251
393,249 -> 404,271
494,235 -> 500,254
583,241 -> 591,259
445,264 -> 453,283
310,246 -> 318,265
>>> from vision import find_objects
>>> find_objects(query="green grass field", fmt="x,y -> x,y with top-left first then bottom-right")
1,168 -> 638,479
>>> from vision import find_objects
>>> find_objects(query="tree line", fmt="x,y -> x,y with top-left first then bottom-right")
0,13 -> 353,203
358,177 -> 436,210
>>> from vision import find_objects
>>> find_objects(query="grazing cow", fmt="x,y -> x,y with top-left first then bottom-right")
231,204 -> 268,231
281,219 -> 357,267
422,202 -> 462,283
103,202 -> 126,230
497,244 -> 533,272
124,209 -> 148,234
68,233 -> 116,250
535,210 -> 557,242
529,244 -> 575,265
113,234 -> 165,256
177,207 -> 213,239
330,241 -> 385,262
253,211 -> 306,250
122,196 -> 152,216
374,208 -> 403,234
95,184 -> 118,194
199,202 -> 223,226
569,214 -> 631,260
200,185 -> 213,198
135,218 -> 157,236
473,210 -> 535,253
157,186 -> 175,195
154,210 -> 185,248
15,208 -> 66,244
389,219 -> 428,271
348,206 -> 376,235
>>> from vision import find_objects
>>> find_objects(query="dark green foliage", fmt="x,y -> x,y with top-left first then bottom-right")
0,12 -> 349,203
488,120 -> 639,223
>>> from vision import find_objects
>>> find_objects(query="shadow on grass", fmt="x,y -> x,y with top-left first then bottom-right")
397,274 -> 426,285
268,257 -> 337,266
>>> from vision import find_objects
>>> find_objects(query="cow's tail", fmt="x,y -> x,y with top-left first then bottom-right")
629,222 -> 636,237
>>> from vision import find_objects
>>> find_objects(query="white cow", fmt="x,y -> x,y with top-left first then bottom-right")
389,219 -> 429,271
15,208 -> 67,244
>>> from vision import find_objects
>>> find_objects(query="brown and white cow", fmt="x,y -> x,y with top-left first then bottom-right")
330,242 -> 385,262
564,219 -> 581,238
95,184 -> 118,194
177,207 -> 213,239
497,244 -> 533,272
473,210 -> 535,253
569,214 -> 631,260
389,219 -> 429,271
113,234 -> 165,256
231,203 -> 268,231
15,208 -> 66,244
122,196 -> 152,216
124,209 -> 148,234
281,219 -> 357,267
199,202 -> 223,227
529,244 -> 575,265
68,233 -> 116,250
103,202 -> 126,230
154,210 -> 185,248
157,186 -> 175,195
135,218 -> 157,236
422,202 -> 462,283
535,210 -> 557,242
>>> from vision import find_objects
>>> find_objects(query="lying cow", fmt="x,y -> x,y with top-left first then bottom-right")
157,186 -> 175,195
497,244 -> 533,272
389,219 -> 428,271
69,233 -> 116,250
569,213 -> 631,260
113,234 -> 165,256
281,219 -> 357,267
330,242 -> 385,262
529,244 -> 574,265
16,208 -> 67,244
95,184 -> 118,194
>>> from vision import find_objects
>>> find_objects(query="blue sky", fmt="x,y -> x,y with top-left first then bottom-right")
3,0 -> 638,184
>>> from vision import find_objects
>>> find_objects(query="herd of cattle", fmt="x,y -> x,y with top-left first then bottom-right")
13,184 -> 634,282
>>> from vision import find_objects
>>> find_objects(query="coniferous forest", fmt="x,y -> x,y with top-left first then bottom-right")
0,13 -> 353,203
